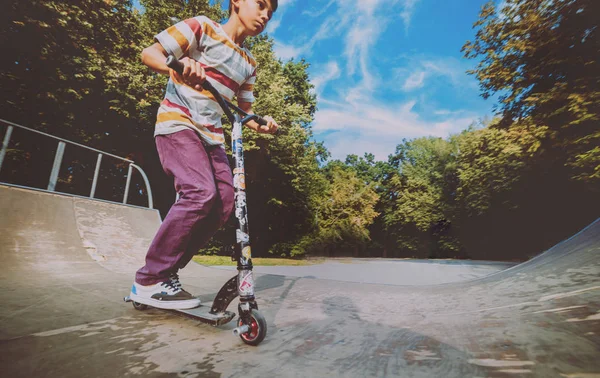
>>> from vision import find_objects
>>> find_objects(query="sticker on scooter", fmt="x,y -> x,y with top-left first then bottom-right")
234,173 -> 246,190
233,138 -> 243,154
232,126 -> 243,140
242,246 -> 252,259
239,271 -> 254,295
237,229 -> 249,243
236,192 -> 246,207
235,207 -> 247,225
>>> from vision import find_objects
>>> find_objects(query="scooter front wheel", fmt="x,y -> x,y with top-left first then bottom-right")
238,310 -> 267,346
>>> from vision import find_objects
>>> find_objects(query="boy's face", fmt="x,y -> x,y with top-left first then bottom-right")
233,0 -> 274,36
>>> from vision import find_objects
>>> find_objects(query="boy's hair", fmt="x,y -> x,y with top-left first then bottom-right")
229,0 -> 278,16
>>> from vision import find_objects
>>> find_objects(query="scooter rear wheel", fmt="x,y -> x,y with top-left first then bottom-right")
238,310 -> 267,346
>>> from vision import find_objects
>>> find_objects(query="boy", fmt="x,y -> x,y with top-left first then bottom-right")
130,0 -> 279,310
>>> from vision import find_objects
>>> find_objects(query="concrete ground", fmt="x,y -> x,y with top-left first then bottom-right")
1,184 -> 598,378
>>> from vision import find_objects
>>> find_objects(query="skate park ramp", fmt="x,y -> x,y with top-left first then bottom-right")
0,184 -> 599,378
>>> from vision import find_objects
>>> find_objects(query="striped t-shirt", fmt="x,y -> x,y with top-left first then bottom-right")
154,16 -> 257,145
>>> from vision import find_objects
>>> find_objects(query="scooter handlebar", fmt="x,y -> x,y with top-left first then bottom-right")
165,55 -> 184,74
165,56 -> 271,129
166,55 -> 214,92
250,115 -> 268,126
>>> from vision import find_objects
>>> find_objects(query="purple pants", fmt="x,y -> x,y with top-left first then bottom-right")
136,129 -> 234,285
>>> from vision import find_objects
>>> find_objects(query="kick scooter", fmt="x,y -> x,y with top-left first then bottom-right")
124,55 -> 271,346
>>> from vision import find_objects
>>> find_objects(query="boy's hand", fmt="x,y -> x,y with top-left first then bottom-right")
175,57 -> 206,90
258,116 -> 279,135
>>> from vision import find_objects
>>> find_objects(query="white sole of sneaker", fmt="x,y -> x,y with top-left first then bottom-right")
129,293 -> 201,310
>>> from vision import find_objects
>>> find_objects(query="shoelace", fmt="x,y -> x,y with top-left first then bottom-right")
169,273 -> 182,289
160,277 -> 182,294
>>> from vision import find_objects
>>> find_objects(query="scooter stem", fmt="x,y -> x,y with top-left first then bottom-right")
166,55 -> 260,306
231,113 -> 255,302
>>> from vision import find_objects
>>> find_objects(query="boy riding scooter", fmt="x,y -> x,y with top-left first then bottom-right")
130,0 -> 279,310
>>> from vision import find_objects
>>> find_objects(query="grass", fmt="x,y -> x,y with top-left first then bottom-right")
192,255 -> 325,266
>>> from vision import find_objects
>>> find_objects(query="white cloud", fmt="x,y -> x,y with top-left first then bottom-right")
313,96 -> 480,161
271,5 -> 344,61
272,0 -> 411,91
273,41 -> 304,60
312,61 -> 341,94
393,56 -> 478,94
402,71 -> 426,91
265,18 -> 281,34
268,0 -> 483,161
422,60 -> 462,84
302,0 -> 337,17
434,108 -> 468,116
344,20 -> 380,91
326,137 -> 395,161
400,0 -> 420,33
265,0 -> 297,35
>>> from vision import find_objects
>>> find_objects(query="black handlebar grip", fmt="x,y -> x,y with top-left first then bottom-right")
165,55 -> 184,74
255,116 -> 268,126
166,56 -> 214,91
253,116 -> 281,135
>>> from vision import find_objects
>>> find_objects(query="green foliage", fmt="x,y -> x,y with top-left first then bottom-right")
140,0 -> 226,34
455,121 -> 547,215
2,0 -> 144,139
0,0 -> 165,202
382,137 -> 462,257
463,0 -> 600,184
295,165 -> 379,257
456,0 -> 599,260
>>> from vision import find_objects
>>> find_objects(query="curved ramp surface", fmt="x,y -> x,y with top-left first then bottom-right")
0,184 -> 599,378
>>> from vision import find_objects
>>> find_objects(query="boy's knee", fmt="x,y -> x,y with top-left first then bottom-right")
185,186 -> 218,212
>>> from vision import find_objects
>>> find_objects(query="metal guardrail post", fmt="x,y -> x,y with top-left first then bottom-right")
0,125 -> 14,174
90,153 -> 102,198
123,163 -> 133,204
130,163 -> 154,209
48,141 -> 66,191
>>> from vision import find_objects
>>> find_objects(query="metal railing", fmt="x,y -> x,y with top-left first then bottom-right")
0,119 -> 153,208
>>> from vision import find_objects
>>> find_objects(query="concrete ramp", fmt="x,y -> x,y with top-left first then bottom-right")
0,184 -> 598,378
73,193 -> 161,274
0,184 -> 161,275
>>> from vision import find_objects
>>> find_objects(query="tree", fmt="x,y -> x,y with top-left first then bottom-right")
455,121 -> 545,216
296,165 -> 379,257
139,0 -> 226,42
383,137 -> 462,258
0,0 -> 226,205
1,1 -> 157,141
462,0 -> 600,184
1,0 -> 160,202
461,0 -> 600,259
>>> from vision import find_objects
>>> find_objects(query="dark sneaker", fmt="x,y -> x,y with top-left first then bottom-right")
129,275 -> 201,310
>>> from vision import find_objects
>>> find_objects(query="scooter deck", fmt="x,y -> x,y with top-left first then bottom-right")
124,296 -> 236,326
167,304 -> 236,326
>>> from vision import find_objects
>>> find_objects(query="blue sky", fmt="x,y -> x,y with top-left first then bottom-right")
261,0 -> 497,161
134,0 -> 499,161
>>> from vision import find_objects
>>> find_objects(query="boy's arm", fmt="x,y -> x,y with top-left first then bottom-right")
238,101 -> 279,134
141,42 -> 206,90
141,43 -> 170,75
